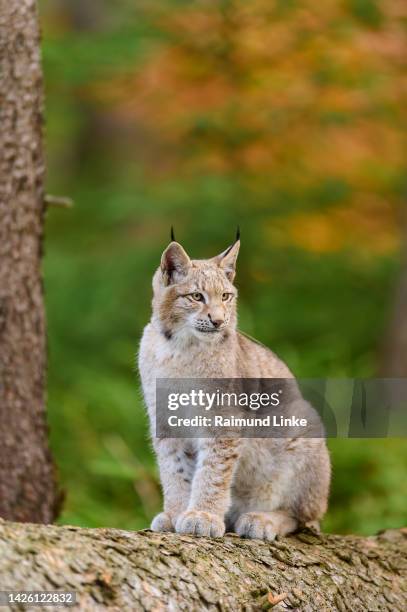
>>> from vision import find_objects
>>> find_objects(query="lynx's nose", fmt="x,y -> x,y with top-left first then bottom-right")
208,313 -> 223,329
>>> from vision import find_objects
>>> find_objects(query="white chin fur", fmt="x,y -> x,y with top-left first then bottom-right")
191,327 -> 224,342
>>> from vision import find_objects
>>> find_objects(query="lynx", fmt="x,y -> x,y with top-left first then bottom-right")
138,233 -> 330,539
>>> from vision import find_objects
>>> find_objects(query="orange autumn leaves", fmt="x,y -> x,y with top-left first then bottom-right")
91,0 -> 405,255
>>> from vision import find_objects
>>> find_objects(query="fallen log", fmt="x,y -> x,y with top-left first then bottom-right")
0,519 -> 406,610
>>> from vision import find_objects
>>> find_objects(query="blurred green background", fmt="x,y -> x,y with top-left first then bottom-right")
39,0 -> 406,534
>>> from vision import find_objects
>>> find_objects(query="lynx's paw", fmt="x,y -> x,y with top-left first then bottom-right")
175,510 -> 225,537
235,512 -> 297,541
151,512 -> 174,532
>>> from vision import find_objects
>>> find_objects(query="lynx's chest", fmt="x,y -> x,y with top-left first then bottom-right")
138,323 -> 236,403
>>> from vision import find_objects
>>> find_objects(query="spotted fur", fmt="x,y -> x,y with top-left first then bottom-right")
138,239 -> 330,540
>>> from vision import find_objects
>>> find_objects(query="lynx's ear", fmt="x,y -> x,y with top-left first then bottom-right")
214,238 -> 240,282
161,242 -> 191,285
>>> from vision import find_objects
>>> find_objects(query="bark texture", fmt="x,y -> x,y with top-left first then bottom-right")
0,0 -> 58,521
0,520 -> 406,611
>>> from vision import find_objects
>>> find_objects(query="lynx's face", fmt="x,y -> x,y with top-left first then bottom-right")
152,239 -> 240,342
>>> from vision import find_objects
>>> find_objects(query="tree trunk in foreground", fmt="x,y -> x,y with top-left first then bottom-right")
0,521 -> 406,611
0,0 -> 58,521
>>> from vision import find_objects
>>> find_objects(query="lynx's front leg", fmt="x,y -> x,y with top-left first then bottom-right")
151,439 -> 195,532
175,439 -> 240,537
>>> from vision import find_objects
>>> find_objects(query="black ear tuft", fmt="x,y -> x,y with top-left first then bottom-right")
223,225 -> 241,258
170,226 -> 176,242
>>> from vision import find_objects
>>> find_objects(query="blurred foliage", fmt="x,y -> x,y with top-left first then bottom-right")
39,0 -> 406,534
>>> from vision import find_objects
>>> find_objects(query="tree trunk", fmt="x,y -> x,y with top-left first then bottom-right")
0,520 -> 406,611
0,0 -> 59,521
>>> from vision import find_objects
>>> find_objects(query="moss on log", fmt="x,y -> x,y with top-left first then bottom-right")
0,519 -> 406,610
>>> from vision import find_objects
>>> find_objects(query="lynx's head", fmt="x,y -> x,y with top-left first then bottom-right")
152,233 -> 240,342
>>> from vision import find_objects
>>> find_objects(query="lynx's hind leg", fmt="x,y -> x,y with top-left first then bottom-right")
235,511 -> 297,541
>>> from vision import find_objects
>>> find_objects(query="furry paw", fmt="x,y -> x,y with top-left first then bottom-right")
151,512 -> 174,532
175,510 -> 225,537
235,512 -> 278,541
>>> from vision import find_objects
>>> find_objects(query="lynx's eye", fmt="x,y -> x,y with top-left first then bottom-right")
222,292 -> 231,301
191,292 -> 204,302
